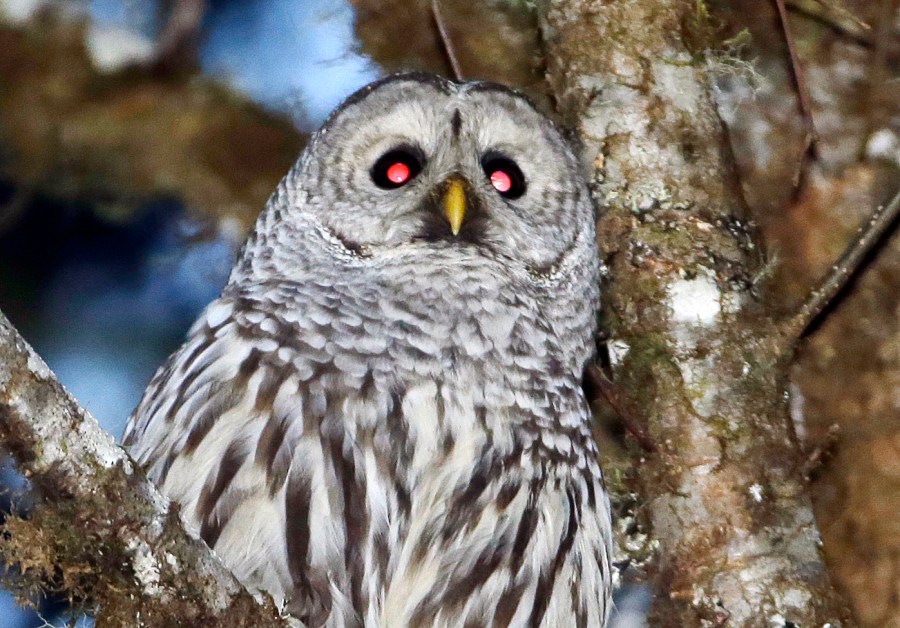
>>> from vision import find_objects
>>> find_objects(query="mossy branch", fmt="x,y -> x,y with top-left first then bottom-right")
0,310 -> 290,626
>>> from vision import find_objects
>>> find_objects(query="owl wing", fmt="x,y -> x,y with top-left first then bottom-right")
123,294 -> 340,625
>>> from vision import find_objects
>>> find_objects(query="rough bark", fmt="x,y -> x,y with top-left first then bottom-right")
0,311 -> 289,626
539,1 -> 851,625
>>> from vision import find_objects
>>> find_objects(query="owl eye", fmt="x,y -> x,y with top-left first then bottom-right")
371,146 -> 424,189
482,153 -> 526,199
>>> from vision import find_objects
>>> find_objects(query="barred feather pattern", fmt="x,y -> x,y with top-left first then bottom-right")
124,75 -> 613,627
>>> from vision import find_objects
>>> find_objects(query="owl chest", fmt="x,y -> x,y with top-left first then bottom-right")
138,295 -> 601,626
256,299 -> 560,496
336,372 -> 522,502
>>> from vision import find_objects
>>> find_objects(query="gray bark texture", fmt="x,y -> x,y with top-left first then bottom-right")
538,0 -> 852,625
0,311 -> 289,627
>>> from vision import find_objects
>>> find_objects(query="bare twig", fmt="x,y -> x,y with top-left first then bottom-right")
786,0 -> 900,67
788,0 -> 870,30
783,188 -> 900,342
0,311 -> 288,625
774,0 -> 820,194
584,363 -> 656,453
786,0 -> 872,46
431,0 -> 464,81
814,0 -> 871,30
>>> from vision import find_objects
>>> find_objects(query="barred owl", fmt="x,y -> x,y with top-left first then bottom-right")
124,73 -> 613,627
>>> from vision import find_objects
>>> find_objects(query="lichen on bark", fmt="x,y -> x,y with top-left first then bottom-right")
538,0 -> 851,624
0,311 -> 290,627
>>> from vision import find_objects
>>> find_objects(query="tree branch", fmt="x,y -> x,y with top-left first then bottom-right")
786,0 -> 873,44
774,0 -> 820,195
584,363 -> 656,453
785,0 -> 900,64
152,0 -> 208,73
0,310 -> 289,626
0,12 -> 305,234
431,0 -> 464,81
782,187 -> 900,343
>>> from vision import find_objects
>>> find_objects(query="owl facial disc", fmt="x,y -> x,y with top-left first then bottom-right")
268,73 -> 595,274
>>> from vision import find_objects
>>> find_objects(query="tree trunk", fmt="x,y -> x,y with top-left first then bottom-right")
539,0 -> 850,624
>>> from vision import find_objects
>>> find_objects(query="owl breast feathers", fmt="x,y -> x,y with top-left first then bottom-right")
124,73 -> 613,627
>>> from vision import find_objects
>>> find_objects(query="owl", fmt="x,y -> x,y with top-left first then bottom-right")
123,73 -> 613,627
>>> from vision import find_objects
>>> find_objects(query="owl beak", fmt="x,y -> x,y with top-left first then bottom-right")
442,178 -> 467,236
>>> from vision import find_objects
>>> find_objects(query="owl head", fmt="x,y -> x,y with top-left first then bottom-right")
239,73 -> 598,297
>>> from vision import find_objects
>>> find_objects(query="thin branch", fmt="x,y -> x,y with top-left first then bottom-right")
774,0 -> 820,194
788,0 -> 870,31
0,311 -> 288,625
786,0 -> 900,69
783,187 -> 900,343
786,0 -> 872,47
431,0 -> 464,81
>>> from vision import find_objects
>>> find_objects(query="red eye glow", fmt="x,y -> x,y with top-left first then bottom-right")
490,170 -> 513,194
386,162 -> 411,185
482,153 -> 525,199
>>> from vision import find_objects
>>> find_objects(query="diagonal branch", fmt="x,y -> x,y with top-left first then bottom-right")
786,0 -> 871,36
0,311 -> 289,626
431,0 -> 464,81
786,1 -> 899,70
584,363 -> 656,453
782,187 -> 900,344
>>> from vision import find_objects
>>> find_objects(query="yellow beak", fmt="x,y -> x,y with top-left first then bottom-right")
443,179 -> 466,236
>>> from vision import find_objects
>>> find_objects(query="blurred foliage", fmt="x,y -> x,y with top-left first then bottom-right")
714,0 -> 900,624
0,11 -> 305,232
350,0 -> 550,112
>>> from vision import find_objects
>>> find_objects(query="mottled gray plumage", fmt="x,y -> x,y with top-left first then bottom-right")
124,74 -> 612,627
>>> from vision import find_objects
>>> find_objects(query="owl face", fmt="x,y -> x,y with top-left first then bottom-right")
289,74 -> 592,274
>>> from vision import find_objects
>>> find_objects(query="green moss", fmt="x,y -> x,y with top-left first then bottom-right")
0,458 -> 285,626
